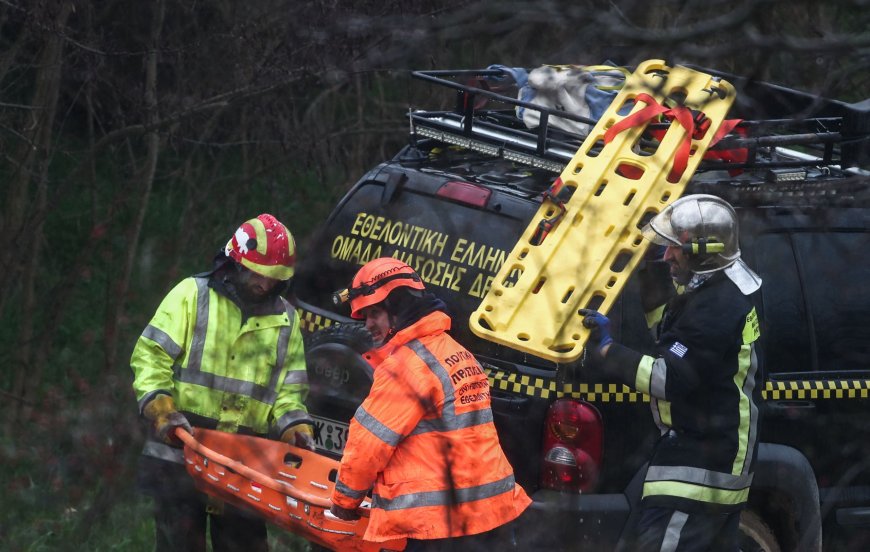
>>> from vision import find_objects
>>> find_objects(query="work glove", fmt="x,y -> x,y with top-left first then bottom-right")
580,309 -> 614,354
280,423 -> 316,450
329,503 -> 361,521
580,309 -> 614,373
143,394 -> 192,447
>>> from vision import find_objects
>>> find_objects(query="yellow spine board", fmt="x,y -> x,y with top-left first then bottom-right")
469,60 -> 736,363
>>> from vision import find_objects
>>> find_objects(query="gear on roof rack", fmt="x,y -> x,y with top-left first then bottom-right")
409,64 -> 869,175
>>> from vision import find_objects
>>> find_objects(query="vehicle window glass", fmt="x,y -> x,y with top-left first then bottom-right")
755,230 -> 870,374
792,231 -> 870,372
295,179 -> 545,365
754,233 -> 812,373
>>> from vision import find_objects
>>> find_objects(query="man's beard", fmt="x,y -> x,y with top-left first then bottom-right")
670,264 -> 692,286
235,282 -> 271,304
227,267 -> 273,304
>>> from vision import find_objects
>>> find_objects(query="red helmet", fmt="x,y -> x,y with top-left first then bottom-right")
224,214 -> 296,281
345,258 -> 425,319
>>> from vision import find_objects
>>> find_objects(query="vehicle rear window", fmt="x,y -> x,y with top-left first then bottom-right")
755,230 -> 870,374
793,231 -> 870,372
295,179 -> 542,363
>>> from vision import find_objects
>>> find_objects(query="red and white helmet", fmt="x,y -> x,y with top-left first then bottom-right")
224,214 -> 296,281
344,257 -> 425,319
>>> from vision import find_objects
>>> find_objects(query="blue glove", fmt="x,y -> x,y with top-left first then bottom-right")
579,309 -> 614,352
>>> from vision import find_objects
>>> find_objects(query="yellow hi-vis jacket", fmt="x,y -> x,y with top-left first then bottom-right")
131,276 -> 311,463
331,311 -> 531,542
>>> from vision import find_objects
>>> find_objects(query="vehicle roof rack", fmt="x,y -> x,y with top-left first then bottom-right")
409,67 -> 869,175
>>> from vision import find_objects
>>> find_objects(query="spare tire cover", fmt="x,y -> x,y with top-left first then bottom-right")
305,324 -> 375,421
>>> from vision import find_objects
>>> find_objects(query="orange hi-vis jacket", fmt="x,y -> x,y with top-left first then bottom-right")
331,311 -> 531,542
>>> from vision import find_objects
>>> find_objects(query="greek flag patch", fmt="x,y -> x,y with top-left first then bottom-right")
669,342 -> 688,358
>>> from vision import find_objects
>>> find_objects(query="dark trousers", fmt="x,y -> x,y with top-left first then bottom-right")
618,506 -> 741,552
404,517 -> 519,552
153,493 -> 268,552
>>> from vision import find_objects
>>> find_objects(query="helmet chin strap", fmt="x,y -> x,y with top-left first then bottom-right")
377,300 -> 400,344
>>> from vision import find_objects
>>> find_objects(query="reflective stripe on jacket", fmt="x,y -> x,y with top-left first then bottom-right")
131,276 -> 311,455
331,311 -> 530,542
606,273 -> 761,512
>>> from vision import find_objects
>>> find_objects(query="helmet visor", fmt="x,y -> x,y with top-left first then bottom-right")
641,212 -> 683,247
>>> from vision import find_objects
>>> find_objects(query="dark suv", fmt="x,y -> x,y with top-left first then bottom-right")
291,65 -> 870,551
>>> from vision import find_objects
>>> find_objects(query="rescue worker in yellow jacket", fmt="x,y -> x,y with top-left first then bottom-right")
328,257 -> 531,550
131,214 -> 313,552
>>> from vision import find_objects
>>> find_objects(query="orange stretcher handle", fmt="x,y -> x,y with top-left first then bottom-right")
176,429 -> 371,519
175,428 -> 331,507
175,428 -> 347,511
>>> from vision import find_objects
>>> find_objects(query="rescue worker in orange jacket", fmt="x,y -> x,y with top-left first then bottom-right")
328,257 -> 531,550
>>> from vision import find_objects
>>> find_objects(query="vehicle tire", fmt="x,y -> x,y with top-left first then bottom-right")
306,323 -> 373,354
305,323 -> 375,409
738,509 -> 780,552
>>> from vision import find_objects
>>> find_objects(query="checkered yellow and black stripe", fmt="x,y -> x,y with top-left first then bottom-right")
298,310 -> 337,334
488,370 -> 650,403
297,308 -> 870,403
487,369 -> 870,402
764,379 -> 870,400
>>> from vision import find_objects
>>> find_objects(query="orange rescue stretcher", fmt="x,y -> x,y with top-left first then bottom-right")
175,428 -> 406,552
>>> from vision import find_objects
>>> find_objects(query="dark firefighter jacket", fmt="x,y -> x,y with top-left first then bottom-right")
604,271 -> 762,513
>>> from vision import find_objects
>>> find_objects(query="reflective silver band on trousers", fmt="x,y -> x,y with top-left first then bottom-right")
660,510 -> 689,552
645,465 -> 753,490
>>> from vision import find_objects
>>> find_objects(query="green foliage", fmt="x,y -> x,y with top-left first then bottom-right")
0,369 -> 143,549
0,139 -> 340,549
1,492 -> 153,551
268,527 -> 316,552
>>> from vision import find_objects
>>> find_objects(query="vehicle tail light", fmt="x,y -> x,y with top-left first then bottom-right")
436,181 -> 491,207
540,398 -> 603,493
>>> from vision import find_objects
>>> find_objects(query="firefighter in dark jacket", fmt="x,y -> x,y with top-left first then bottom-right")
131,214 -> 313,552
582,195 -> 763,552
